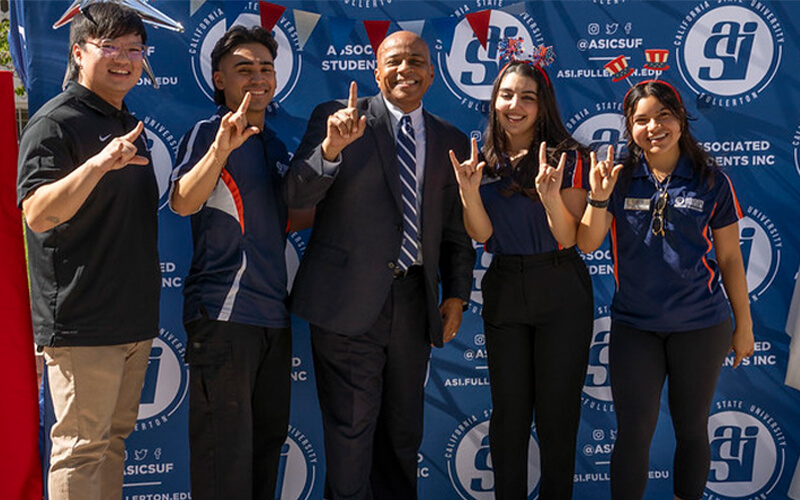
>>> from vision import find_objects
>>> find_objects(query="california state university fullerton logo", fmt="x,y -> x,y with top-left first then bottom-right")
436,8 -> 544,112
445,410 -> 541,499
739,205 -> 782,302
792,122 -> 800,179
188,5 -> 302,106
674,1 -> 784,107
581,315 -> 614,413
142,116 -> 179,211
275,425 -> 320,500
136,329 -> 189,431
704,401 -> 786,499
565,101 -> 626,163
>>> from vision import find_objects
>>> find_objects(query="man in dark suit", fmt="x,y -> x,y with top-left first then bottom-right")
285,31 -> 475,499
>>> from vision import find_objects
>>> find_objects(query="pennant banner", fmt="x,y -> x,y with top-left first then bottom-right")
259,0 -> 285,32
465,9 -> 491,49
293,8 -> 321,51
363,20 -> 391,57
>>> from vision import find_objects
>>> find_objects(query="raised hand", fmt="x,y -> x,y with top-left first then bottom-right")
215,92 -> 261,154
535,141 -> 566,208
588,145 -> 623,202
93,121 -> 149,173
449,137 -> 485,195
322,81 -> 367,161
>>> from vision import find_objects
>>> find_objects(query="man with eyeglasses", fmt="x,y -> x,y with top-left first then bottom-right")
169,25 -> 296,500
16,4 -> 158,499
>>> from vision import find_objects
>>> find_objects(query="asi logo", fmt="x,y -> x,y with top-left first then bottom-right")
142,116 -> 179,210
136,329 -> 189,431
675,2 -> 784,107
469,241 -> 492,315
276,426 -> 320,500
705,402 -> 786,499
582,315 -> 614,413
437,9 -> 544,111
566,102 -> 626,158
445,411 -> 540,499
739,206 -> 782,302
188,8 -> 302,107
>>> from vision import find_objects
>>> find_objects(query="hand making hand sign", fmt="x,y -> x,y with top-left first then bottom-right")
535,141 -> 567,210
215,91 -> 261,155
449,137 -> 485,196
322,81 -> 367,161
588,145 -> 624,203
93,121 -> 149,173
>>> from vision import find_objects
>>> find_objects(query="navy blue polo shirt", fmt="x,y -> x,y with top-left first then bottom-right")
607,155 -> 742,331
172,107 -> 290,328
481,150 -> 588,255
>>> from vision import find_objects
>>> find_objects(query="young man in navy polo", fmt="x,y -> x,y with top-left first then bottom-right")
170,25 -> 292,500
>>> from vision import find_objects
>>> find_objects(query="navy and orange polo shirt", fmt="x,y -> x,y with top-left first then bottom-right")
172,107 -> 290,328
607,155 -> 743,332
481,150 -> 589,255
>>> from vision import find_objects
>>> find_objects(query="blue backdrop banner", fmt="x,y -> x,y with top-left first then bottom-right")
13,0 -> 800,498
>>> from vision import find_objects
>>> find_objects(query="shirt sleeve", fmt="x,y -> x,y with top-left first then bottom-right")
171,119 -> 215,183
16,116 -> 74,207
709,172 -> 743,229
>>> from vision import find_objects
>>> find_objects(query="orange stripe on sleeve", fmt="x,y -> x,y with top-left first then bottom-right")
610,218 -> 619,291
220,169 -> 246,235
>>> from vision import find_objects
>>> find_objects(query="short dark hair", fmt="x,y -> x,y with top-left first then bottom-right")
67,3 -> 147,82
210,25 -> 278,105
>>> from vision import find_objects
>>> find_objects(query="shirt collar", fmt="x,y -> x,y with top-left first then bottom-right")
66,81 -> 129,118
633,153 -> 693,179
381,94 -> 424,130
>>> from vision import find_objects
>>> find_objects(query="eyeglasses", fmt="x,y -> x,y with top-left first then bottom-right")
651,189 -> 668,236
84,40 -> 147,61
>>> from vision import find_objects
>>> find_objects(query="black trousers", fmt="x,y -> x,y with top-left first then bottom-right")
481,249 -> 593,500
311,267 -> 431,500
609,319 -> 732,500
185,318 -> 292,500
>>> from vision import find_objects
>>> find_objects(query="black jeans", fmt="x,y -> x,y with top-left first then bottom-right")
609,319 -> 732,500
482,248 -> 594,500
185,318 -> 292,500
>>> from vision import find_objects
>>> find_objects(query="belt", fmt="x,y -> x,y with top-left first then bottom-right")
492,246 -> 580,270
393,264 -> 423,279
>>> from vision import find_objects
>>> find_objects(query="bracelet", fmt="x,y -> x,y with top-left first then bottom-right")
587,193 -> 610,209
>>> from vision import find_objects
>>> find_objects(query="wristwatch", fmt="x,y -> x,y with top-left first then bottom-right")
587,193 -> 610,209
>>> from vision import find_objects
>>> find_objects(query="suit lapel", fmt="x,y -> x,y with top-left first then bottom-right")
366,95 -> 402,211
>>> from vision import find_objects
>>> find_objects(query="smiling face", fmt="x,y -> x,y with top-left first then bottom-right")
374,31 -> 434,113
213,42 -> 276,125
630,95 -> 682,169
73,33 -> 144,109
494,71 -> 539,148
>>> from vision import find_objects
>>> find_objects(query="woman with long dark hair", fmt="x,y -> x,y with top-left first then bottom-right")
577,80 -> 754,500
450,59 -> 593,499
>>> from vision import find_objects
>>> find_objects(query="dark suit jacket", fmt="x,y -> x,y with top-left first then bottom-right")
285,94 -> 475,346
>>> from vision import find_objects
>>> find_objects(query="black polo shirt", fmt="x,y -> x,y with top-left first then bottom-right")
17,82 -> 160,347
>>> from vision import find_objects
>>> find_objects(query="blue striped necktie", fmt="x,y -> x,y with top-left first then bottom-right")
396,115 -> 419,271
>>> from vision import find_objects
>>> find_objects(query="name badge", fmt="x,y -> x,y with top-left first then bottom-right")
674,196 -> 705,212
624,198 -> 651,211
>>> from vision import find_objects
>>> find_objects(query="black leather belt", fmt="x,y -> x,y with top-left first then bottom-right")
393,264 -> 423,279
